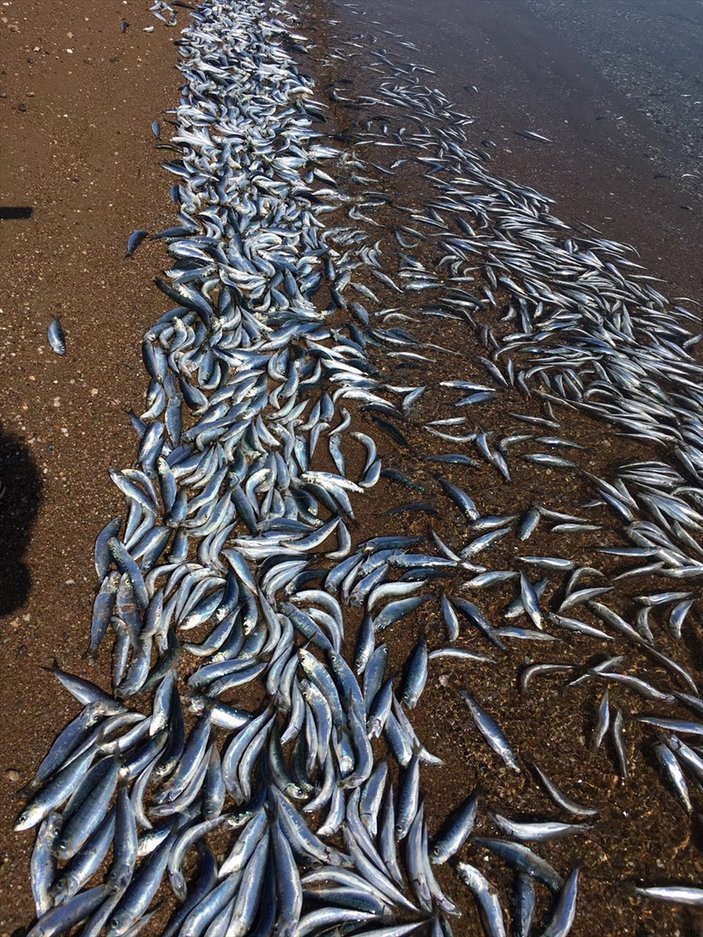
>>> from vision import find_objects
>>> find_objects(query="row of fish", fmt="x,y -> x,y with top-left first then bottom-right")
308,2 -> 703,929
17,0 -> 702,935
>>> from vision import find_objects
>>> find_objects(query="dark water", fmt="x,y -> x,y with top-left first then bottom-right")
353,0 -> 703,306
526,0 -> 703,172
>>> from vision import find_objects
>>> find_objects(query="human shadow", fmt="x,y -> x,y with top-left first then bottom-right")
0,207 -> 33,221
0,425 -> 43,615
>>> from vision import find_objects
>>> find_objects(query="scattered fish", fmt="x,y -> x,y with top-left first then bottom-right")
47,318 -> 65,356
17,3 -> 703,936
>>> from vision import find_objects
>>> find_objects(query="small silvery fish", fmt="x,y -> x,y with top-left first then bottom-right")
47,317 -> 66,355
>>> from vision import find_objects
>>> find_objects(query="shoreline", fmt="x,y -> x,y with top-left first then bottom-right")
343,0 -> 703,312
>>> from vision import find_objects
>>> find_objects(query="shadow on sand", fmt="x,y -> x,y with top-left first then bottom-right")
0,425 -> 42,615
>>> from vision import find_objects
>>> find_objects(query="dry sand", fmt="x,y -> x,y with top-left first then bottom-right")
0,0 -> 179,928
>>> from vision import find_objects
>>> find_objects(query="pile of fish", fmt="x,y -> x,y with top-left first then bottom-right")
17,0 -> 702,935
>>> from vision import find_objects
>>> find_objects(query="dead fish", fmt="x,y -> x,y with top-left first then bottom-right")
515,130 -> 553,143
126,230 -> 149,258
48,318 -> 66,356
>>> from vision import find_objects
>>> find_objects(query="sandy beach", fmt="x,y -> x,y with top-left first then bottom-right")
353,0 -> 702,306
0,1 -> 178,928
0,0 -> 701,934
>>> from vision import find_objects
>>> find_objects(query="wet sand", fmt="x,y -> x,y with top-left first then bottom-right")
300,1 -> 703,933
0,0 -> 178,929
351,0 -> 703,308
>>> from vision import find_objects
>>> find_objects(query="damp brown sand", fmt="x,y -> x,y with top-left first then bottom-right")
0,0 -> 179,929
322,0 -> 703,311
296,0 -> 703,934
